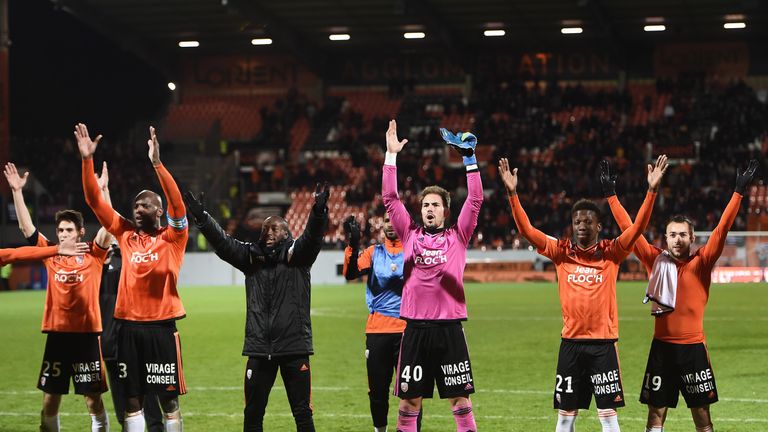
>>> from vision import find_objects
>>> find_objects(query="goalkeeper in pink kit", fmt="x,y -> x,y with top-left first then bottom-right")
382,120 -> 483,432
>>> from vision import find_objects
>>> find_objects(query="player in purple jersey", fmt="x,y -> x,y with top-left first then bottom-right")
382,120 -> 483,432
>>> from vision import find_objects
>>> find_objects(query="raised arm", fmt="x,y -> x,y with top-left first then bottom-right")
148,126 -> 186,229
498,158 -> 551,251
184,191 -> 253,273
381,120 -> 414,242
614,156 -> 667,252
601,160 -> 659,266
76,123 -> 128,235
4,163 -> 36,238
0,240 -> 89,265
93,161 -> 114,249
700,160 -> 757,265
342,215 -> 371,279
440,128 -> 484,245
289,183 -> 329,267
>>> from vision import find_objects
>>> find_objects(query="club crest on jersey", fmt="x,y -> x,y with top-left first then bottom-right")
76,255 -> 84,264
247,369 -> 252,380
400,382 -> 409,393
130,250 -> 159,264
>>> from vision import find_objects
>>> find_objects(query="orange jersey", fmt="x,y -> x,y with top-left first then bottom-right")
35,233 -> 108,333
608,192 -> 742,344
82,158 -> 188,322
509,191 -> 657,340
0,244 -> 60,265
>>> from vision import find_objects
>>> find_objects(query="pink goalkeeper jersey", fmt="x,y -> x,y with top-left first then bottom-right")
382,159 -> 483,320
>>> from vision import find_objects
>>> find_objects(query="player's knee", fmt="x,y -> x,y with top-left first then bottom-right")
83,393 -> 104,412
42,393 -> 62,415
159,396 -> 180,414
164,409 -> 182,420
125,397 -> 143,414
449,396 -> 470,407
399,398 -> 421,411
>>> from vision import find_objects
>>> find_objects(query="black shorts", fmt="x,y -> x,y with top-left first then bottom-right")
553,340 -> 625,410
37,333 -> 108,395
394,321 -> 475,400
117,322 -> 187,397
640,339 -> 718,408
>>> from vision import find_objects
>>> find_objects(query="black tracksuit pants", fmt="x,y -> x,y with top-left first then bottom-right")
244,355 -> 314,432
367,333 -> 421,430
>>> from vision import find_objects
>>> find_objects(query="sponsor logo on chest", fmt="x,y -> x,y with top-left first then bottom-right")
414,248 -> 448,266
130,249 -> 159,264
566,265 -> 604,284
54,270 -> 84,283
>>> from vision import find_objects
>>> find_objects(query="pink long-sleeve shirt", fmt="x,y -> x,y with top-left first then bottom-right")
381,156 -> 483,320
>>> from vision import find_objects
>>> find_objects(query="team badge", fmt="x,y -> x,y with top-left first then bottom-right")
391,263 -> 398,272
555,393 -> 561,403
40,376 -> 46,387
400,382 -> 409,393
365,349 -> 370,359
76,256 -> 84,264
246,369 -> 252,380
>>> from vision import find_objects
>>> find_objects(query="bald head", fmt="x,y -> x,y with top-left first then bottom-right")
135,190 -> 162,208
133,189 -> 164,232
260,216 -> 291,248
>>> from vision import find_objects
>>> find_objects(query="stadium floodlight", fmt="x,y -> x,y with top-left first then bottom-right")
560,27 -> 583,34
178,41 -> 199,48
403,32 -> 426,39
483,29 -> 506,37
644,25 -> 666,32
724,22 -> 746,29
167,82 -> 177,91
329,33 -> 351,41
251,38 -> 273,45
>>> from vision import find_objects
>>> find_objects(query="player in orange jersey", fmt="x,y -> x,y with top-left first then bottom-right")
4,161 -> 113,432
499,156 -> 668,432
601,159 -> 758,432
76,123 -> 188,432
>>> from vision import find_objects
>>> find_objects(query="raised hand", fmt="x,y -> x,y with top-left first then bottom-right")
312,182 -> 330,213
96,161 -> 109,191
3,162 -> 29,192
147,126 -> 161,166
342,215 -> 361,249
599,160 -> 617,197
74,123 -> 102,159
183,190 -> 207,223
498,158 -> 518,196
57,238 -> 90,256
735,159 -> 759,194
646,154 -> 669,192
385,119 -> 408,154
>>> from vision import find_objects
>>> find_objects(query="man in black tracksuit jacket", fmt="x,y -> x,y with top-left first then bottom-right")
184,184 -> 329,432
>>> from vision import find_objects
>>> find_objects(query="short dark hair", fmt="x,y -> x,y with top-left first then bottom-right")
665,215 -> 695,233
419,185 -> 451,208
571,199 -> 601,220
55,209 -> 84,231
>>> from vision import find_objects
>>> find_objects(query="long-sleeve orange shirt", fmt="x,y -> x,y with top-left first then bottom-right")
607,192 -> 742,344
509,191 -> 657,340
82,158 -> 188,322
0,245 -> 59,265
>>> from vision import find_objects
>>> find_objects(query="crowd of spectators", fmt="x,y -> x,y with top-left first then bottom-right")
10,77 -> 768,252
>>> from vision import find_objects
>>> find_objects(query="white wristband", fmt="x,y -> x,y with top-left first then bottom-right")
465,164 -> 478,171
385,152 -> 397,166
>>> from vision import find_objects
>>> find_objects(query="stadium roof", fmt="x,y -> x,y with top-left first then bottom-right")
52,0 -> 768,76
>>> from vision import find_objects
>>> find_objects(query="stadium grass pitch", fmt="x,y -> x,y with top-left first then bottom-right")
1,282 -> 766,431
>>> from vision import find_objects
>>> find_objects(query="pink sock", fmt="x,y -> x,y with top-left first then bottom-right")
396,408 -> 420,432
452,401 -> 477,432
